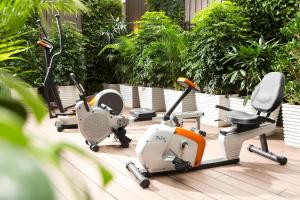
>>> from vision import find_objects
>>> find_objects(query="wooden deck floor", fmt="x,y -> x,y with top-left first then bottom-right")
25,113 -> 300,200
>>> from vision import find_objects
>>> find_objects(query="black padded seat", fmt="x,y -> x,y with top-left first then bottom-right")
227,111 -> 262,125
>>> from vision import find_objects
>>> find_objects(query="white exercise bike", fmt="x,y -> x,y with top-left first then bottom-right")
127,73 -> 287,188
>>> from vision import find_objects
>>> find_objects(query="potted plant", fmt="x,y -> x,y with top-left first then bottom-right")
186,2 -> 251,126
224,38 -> 281,123
274,12 -> 300,147
282,81 -> 300,147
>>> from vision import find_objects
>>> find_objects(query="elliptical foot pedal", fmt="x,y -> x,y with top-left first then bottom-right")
130,108 -> 157,121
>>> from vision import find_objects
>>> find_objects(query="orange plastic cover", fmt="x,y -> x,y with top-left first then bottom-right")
175,127 -> 206,167
37,41 -> 49,48
177,77 -> 197,89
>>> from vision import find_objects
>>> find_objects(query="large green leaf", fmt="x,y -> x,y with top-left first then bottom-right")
0,74 -> 46,122
0,107 -> 28,146
48,142 -> 113,186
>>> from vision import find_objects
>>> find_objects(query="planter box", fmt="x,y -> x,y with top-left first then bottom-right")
282,104 -> 300,148
138,86 -> 165,111
229,97 -> 280,122
102,83 -> 120,93
195,93 -> 230,127
119,84 -> 140,108
164,89 -> 196,113
58,85 -> 80,108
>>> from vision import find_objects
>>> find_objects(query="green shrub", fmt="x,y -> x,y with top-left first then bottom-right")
53,23 -> 87,85
232,0 -> 300,41
0,20 -> 87,87
223,38 -> 280,97
102,11 -> 186,88
136,27 -> 188,88
100,35 -> 137,84
0,22 -> 43,87
273,12 -> 300,104
186,1 -> 251,94
82,0 -> 126,93
146,0 -> 185,24
135,12 -> 187,88
135,11 -> 181,55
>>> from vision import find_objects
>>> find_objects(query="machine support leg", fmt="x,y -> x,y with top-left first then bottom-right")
260,134 -> 269,152
248,134 -> 287,165
126,162 -> 150,188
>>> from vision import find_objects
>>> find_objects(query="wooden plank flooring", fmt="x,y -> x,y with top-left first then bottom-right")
25,113 -> 300,200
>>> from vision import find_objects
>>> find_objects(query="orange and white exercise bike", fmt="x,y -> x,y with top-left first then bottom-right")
126,72 -> 287,188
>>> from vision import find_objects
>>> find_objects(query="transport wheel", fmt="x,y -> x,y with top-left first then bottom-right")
57,126 -> 63,132
90,144 -> 99,152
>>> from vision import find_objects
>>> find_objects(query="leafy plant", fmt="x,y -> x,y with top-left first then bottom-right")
100,35 -> 137,84
0,1 -> 113,199
224,38 -> 280,97
186,1 -> 251,94
273,12 -> 300,104
231,0 -> 300,41
82,0 -> 127,93
53,22 -> 87,85
135,27 -> 188,88
101,11 -> 186,88
146,0 -> 185,24
135,11 -> 186,88
0,20 -> 44,86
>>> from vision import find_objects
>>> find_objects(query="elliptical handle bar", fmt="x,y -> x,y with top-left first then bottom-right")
54,14 -> 63,54
36,19 -> 48,39
43,14 -> 63,86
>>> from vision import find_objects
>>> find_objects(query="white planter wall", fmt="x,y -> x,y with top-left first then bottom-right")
102,83 -> 120,93
164,89 -> 196,113
58,86 -> 80,108
229,97 -> 280,122
195,93 -> 230,127
138,87 -> 165,111
282,104 -> 300,148
119,84 -> 140,108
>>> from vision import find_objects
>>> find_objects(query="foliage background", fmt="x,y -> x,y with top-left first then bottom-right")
146,0 -> 185,24
82,0 -> 127,93
186,1 -> 251,95
231,0 -> 300,41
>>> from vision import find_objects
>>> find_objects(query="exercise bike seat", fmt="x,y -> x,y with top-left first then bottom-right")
227,110 -> 262,125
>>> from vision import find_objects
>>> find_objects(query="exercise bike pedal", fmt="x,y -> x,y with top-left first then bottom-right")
172,157 -> 192,171
190,127 -> 206,137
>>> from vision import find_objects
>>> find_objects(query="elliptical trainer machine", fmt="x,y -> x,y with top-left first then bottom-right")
127,73 -> 287,188
36,14 -> 78,131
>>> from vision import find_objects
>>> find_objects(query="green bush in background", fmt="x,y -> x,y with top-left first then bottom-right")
146,0 -> 185,24
273,11 -> 300,105
103,11 -> 187,88
186,1 -> 251,94
82,0 -> 127,93
53,23 -> 87,85
134,11 -> 186,88
0,18 -> 43,87
223,38 -> 280,97
232,0 -> 300,41
0,19 -> 87,87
